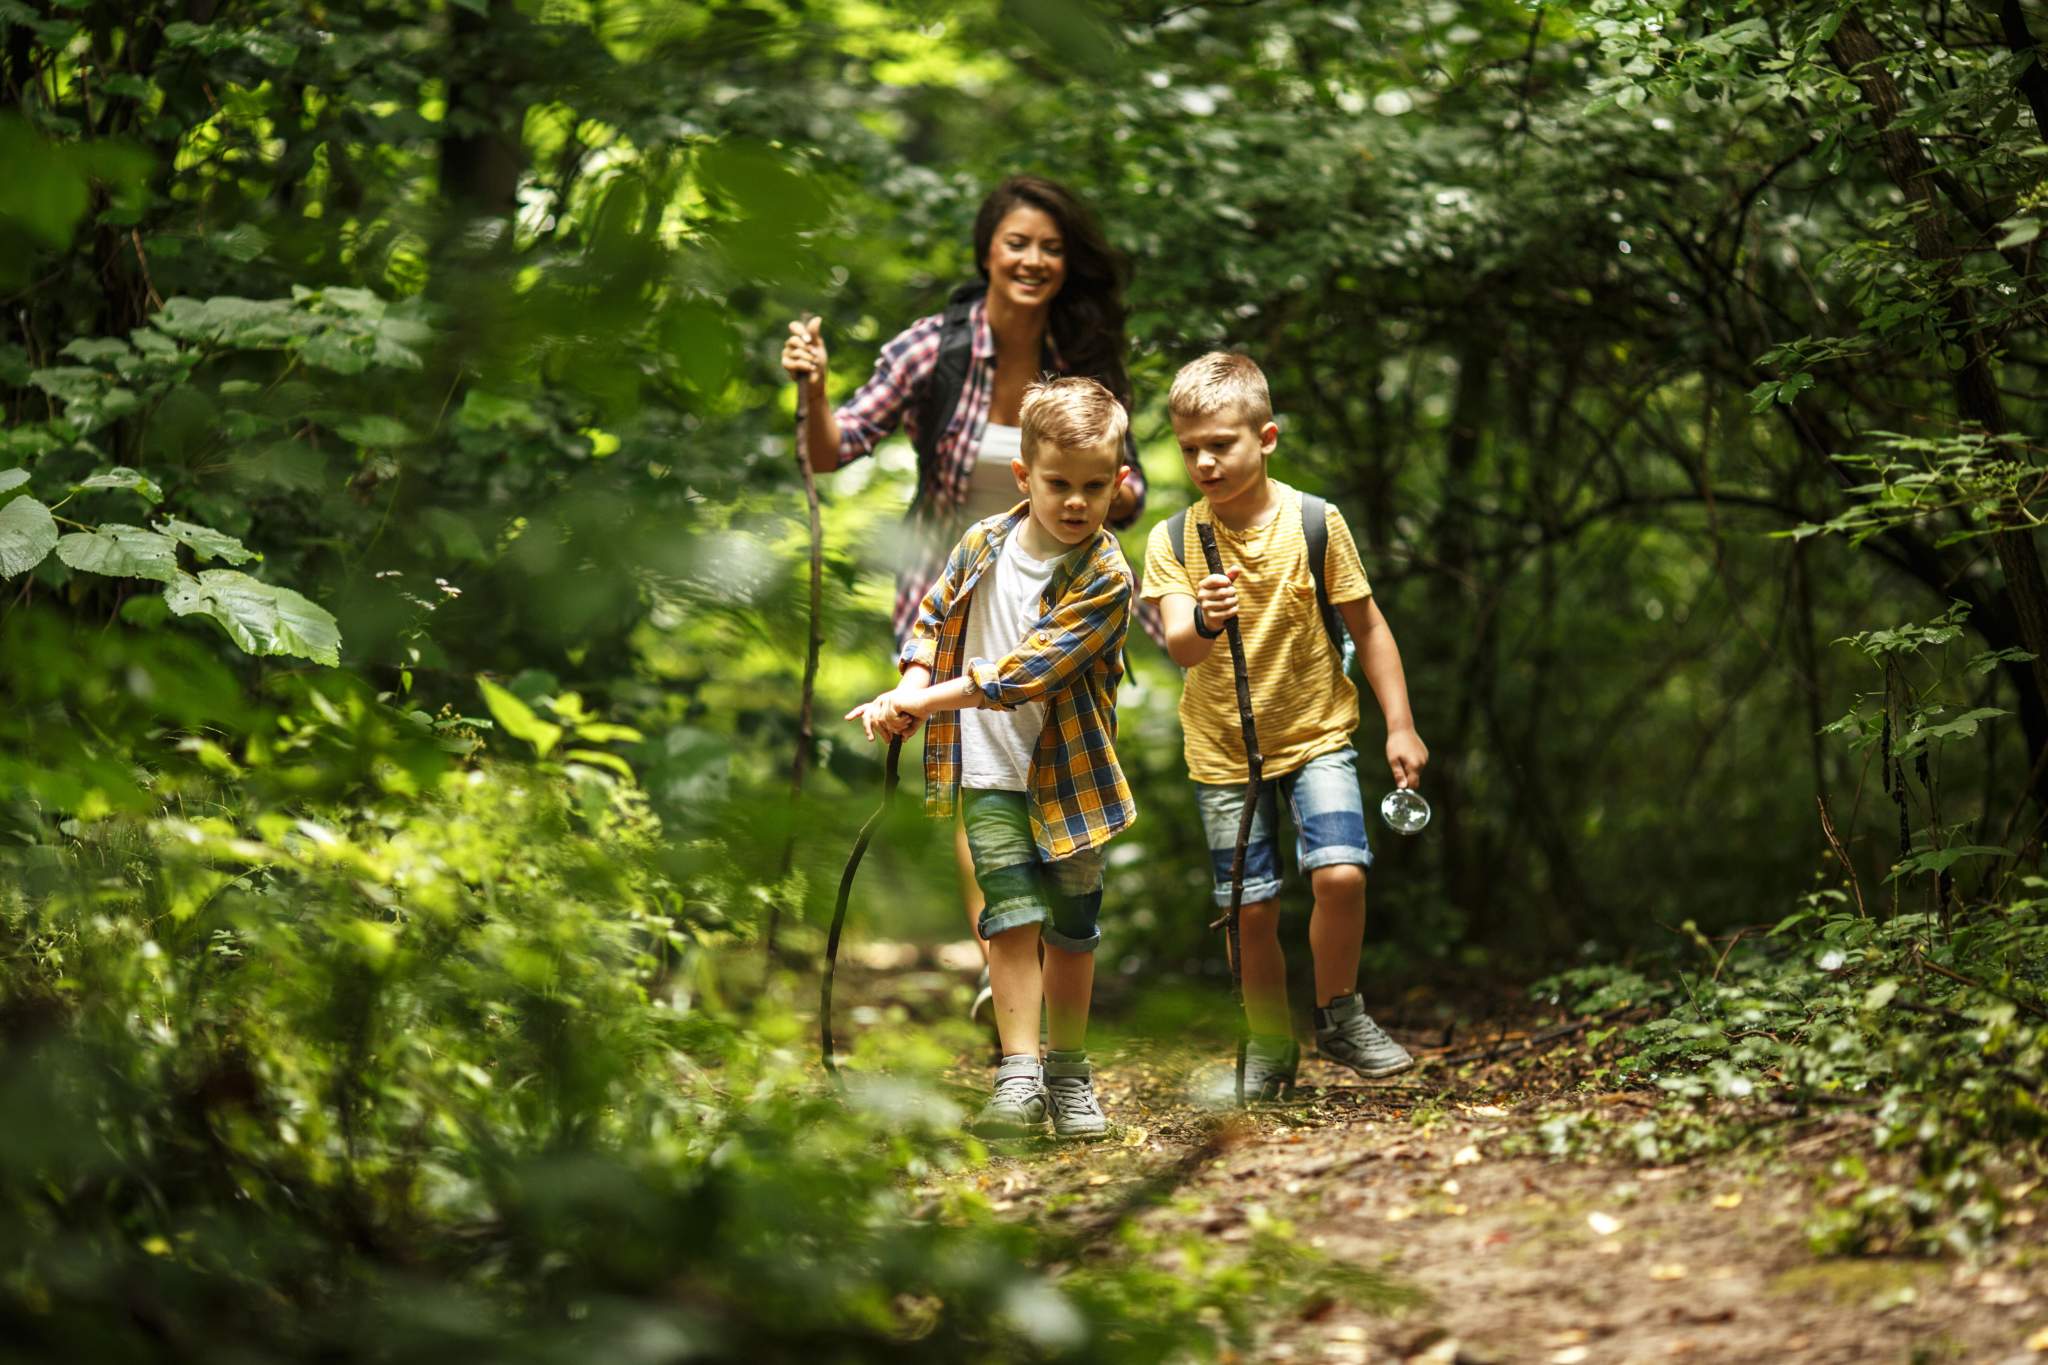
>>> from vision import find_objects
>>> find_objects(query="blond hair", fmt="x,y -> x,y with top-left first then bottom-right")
1167,351 -> 1273,427
1018,376 -> 1129,463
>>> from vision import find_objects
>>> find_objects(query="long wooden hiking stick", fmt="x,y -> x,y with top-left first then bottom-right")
820,733 -> 903,1084
767,344 -> 826,960
1197,522 -> 1262,1109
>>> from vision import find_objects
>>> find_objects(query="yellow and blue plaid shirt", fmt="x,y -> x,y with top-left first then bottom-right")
899,502 -> 1136,862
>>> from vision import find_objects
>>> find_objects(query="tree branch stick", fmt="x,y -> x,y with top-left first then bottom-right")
820,735 -> 902,1085
1199,522 -> 1262,1108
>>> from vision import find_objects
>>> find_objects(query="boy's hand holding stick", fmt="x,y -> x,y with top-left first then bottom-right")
1198,522 -> 1261,1109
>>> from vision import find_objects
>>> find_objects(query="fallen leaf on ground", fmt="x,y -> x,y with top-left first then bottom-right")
1086,1173 -> 1110,1186
1551,1347 -> 1590,1364
1587,1211 -> 1623,1236
1440,1178 -> 1461,1195
2026,1324 -> 2048,1351
1468,1103 -> 1509,1117
1649,1263 -> 1688,1281
1451,1143 -> 1481,1166
1711,1191 -> 1743,1210
1385,1204 -> 1417,1222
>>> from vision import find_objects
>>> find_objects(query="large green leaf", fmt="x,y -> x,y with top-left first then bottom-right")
0,467 -> 27,496
56,523 -> 180,582
0,494 -> 56,576
164,569 -> 341,666
155,517 -> 255,564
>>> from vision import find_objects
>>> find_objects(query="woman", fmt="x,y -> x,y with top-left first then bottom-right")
781,175 -> 1151,1024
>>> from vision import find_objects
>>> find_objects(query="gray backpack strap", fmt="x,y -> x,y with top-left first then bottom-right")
1166,507 -> 1190,568
1298,491 -> 1348,661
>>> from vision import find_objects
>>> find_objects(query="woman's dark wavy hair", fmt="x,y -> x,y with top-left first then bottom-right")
973,175 -> 1133,406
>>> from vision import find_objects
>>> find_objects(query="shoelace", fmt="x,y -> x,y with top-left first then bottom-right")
1332,1016 -> 1390,1055
1046,1076 -> 1100,1121
992,1072 -> 1042,1107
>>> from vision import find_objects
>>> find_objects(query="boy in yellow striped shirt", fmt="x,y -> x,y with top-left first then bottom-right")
1141,352 -> 1430,1098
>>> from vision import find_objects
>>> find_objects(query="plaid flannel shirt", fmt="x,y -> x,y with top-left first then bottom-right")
825,295 -> 1162,647
898,505 -> 1136,863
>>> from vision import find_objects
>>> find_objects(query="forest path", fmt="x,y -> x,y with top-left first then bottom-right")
832,946 -> 2048,1364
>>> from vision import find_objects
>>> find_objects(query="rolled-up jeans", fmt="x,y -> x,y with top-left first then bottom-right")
1192,746 -> 1373,908
963,788 -> 1104,953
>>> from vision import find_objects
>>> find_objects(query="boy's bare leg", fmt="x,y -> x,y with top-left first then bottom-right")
1042,942 -> 1095,1053
1307,864 -> 1368,1005
955,816 -> 989,965
987,922 -> 1044,1058
1233,899 -> 1291,1038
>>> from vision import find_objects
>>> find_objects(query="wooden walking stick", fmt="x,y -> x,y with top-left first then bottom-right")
1197,522 -> 1262,1109
767,327 -> 826,960
820,733 -> 903,1084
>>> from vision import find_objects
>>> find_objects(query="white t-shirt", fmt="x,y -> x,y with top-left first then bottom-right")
959,529 -> 1062,791
962,423 -> 1025,521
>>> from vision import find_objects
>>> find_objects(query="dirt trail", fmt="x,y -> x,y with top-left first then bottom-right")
836,950 -> 2048,1364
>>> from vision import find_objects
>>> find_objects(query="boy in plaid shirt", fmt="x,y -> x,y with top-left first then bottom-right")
848,378 -> 1136,1138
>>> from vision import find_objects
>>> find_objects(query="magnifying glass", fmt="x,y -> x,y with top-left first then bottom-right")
1380,787 -> 1431,834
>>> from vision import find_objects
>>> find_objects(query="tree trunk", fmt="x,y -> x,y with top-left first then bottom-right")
1430,328 -> 1499,935
440,0 -> 525,221
1828,11 -> 2048,805
2001,0 -> 2048,147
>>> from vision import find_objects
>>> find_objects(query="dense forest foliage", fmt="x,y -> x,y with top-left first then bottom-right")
6,0 -> 2048,1358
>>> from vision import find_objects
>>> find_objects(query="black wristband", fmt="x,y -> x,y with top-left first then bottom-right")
1193,608 -> 1224,640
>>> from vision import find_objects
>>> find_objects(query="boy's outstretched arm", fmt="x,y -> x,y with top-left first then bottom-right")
847,532 -> 969,743
1337,596 -> 1429,789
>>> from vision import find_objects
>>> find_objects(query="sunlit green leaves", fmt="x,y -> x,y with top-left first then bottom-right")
479,677 -> 563,756
165,569 -> 342,666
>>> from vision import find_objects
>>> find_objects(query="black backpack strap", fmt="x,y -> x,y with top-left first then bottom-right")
1166,507 -> 1190,570
911,282 -> 985,496
1298,491 -> 1346,657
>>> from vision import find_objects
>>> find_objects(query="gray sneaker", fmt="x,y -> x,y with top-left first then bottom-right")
1043,1051 -> 1108,1140
1315,994 -> 1414,1079
972,1054 -> 1047,1136
969,965 -> 995,1030
1240,1034 -> 1301,1101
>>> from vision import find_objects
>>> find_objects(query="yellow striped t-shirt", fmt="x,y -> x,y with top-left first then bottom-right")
1141,482 -> 1371,785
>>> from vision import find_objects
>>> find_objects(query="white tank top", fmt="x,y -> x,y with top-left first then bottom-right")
963,423 -> 1025,521
959,529 -> 1058,791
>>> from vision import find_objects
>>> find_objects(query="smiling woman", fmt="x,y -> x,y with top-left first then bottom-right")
778,174 -> 1152,1009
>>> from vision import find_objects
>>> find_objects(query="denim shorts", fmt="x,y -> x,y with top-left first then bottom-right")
1192,746 -> 1373,908
963,788 -> 1104,952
